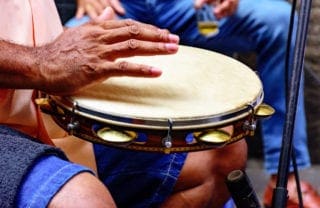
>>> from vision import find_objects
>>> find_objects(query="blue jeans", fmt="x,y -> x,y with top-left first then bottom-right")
17,156 -> 93,207
17,148 -> 186,208
66,0 -> 310,174
94,144 -> 186,207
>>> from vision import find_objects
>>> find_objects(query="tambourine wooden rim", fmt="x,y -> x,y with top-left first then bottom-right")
49,91 -> 263,131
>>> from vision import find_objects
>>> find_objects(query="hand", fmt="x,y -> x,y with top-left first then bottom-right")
194,0 -> 239,19
35,8 -> 179,95
76,0 -> 125,19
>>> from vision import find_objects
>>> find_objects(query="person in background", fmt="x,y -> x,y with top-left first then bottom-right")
57,0 -> 320,207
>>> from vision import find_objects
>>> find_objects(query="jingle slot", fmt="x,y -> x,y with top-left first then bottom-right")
96,127 -> 137,143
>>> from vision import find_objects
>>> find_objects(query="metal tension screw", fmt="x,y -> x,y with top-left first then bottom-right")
162,119 -> 173,149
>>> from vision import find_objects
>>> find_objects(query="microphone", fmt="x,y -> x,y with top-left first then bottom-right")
225,170 -> 261,208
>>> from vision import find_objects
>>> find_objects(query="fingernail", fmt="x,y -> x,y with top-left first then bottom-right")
165,43 -> 179,52
150,67 -> 162,76
168,34 -> 180,43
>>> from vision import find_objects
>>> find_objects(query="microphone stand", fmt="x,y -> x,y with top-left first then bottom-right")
272,0 -> 312,207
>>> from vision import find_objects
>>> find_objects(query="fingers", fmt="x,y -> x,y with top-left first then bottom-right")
97,24 -> 179,44
99,0 -> 109,8
81,18 -> 180,60
86,0 -> 105,18
76,0 -> 107,19
194,0 -> 220,9
194,0 -> 208,9
193,0 -> 238,18
75,6 -> 85,19
96,7 -> 116,21
96,18 -> 159,32
100,61 -> 163,77
101,40 -> 179,61
49,13 -> 180,94
214,0 -> 238,18
109,0 -> 126,15
88,19 -> 179,44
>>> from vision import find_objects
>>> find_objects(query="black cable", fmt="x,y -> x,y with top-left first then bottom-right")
284,0 -> 297,83
283,0 -> 304,207
272,0 -> 313,207
292,149 -> 303,208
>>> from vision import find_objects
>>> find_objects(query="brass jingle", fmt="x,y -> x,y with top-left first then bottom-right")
96,127 -> 137,143
35,97 -> 65,116
194,129 -> 231,144
254,103 -> 275,118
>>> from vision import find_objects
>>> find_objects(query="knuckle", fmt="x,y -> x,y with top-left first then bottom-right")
118,61 -> 129,71
126,39 -> 139,50
158,29 -> 169,41
128,24 -> 140,36
99,34 -> 111,43
124,18 -> 135,26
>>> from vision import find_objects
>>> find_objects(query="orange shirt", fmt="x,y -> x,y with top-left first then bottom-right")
0,0 -> 63,144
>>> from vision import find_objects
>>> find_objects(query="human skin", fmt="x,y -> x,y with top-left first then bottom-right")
0,8 -> 179,96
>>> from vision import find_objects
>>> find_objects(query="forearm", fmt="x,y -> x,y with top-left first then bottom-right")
0,40 -> 43,90
0,18 -> 180,95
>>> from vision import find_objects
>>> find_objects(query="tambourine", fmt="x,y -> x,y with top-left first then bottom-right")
37,45 -> 274,153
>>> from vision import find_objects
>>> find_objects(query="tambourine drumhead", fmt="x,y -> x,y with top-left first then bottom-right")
51,45 -> 263,130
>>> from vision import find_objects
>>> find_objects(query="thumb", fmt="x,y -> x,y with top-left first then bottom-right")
96,7 -> 116,21
75,7 -> 85,19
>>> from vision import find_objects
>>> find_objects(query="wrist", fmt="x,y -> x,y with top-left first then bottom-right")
0,40 -> 43,89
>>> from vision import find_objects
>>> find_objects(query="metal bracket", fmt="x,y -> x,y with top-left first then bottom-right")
243,104 -> 257,136
162,119 -> 173,153
67,101 -> 80,135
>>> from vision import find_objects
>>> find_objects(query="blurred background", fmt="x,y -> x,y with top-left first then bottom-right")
243,0 -> 320,202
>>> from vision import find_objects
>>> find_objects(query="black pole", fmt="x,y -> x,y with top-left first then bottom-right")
272,0 -> 312,207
